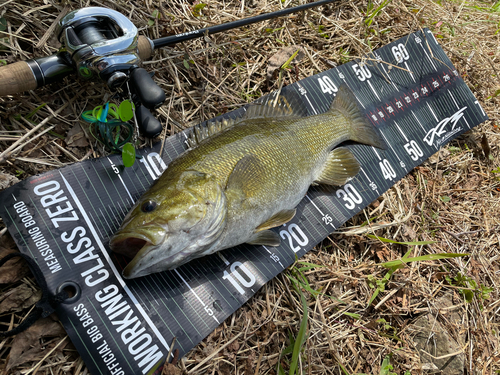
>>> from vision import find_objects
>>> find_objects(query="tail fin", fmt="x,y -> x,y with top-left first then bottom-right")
331,84 -> 386,149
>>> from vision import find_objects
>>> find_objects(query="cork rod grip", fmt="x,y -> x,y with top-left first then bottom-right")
138,35 -> 154,61
0,61 -> 38,97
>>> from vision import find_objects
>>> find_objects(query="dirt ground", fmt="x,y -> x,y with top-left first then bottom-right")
0,0 -> 499,374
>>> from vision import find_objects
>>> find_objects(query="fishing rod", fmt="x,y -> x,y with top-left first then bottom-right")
0,0 -> 337,137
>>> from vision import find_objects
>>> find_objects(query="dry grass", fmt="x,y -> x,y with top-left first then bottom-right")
1,0 -> 499,374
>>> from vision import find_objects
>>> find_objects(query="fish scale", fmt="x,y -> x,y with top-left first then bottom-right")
0,28 -> 489,375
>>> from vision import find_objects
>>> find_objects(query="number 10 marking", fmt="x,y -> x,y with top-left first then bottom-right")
222,262 -> 256,295
139,152 -> 167,180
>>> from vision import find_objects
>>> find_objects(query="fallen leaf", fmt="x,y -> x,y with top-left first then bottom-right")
0,172 -> 20,190
65,123 -> 89,147
267,45 -> 305,81
0,235 -> 30,284
161,364 -> 182,375
7,317 -> 65,370
0,283 -> 41,314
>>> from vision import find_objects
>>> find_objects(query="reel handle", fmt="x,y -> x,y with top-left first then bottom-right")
129,67 -> 165,110
136,105 -> 163,138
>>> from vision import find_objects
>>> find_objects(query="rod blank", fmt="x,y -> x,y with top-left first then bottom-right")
152,0 -> 338,49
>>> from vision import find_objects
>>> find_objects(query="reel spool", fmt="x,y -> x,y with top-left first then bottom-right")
56,8 -> 141,89
55,7 -> 165,112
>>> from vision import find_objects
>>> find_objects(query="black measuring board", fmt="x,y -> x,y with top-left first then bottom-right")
0,29 -> 488,375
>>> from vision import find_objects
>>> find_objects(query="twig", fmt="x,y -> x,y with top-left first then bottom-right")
0,102 -> 71,163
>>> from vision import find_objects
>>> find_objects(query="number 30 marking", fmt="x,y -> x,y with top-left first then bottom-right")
336,183 -> 363,209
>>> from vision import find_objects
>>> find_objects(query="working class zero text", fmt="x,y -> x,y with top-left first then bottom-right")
13,180 -> 164,374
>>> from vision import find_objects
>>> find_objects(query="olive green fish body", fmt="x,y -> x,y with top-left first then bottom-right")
110,85 -> 385,278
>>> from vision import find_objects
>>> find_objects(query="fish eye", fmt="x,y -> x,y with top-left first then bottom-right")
141,200 -> 157,213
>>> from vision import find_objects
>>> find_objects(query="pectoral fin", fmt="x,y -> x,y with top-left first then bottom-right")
226,155 -> 265,198
255,209 -> 296,232
247,230 -> 281,246
315,147 -> 360,186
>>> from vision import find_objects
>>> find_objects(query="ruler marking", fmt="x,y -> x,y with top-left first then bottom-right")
263,246 -> 284,268
426,103 -> 439,121
360,167 -> 380,196
174,269 -> 221,324
411,111 -> 427,132
404,61 -> 415,82
379,131 -> 402,162
419,41 -> 437,70
448,91 -> 471,129
367,80 -> 381,101
218,252 -> 230,266
394,121 -> 409,142
107,157 -> 134,202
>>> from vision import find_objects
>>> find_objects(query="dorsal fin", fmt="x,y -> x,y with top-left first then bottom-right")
186,118 -> 236,148
243,88 -> 309,120
186,88 -> 309,148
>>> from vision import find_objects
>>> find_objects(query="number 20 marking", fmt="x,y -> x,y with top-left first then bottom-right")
280,224 -> 309,253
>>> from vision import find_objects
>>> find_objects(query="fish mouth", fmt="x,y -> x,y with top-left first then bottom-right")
109,234 -> 151,259
109,226 -> 166,259
122,243 -> 192,280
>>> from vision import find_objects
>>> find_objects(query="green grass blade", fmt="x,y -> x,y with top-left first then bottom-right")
289,291 -> 308,375
380,253 -> 469,269
342,312 -> 360,320
337,359 -> 351,375
365,0 -> 392,26
368,287 -> 381,306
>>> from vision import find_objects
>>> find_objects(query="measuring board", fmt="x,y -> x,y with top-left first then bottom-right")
0,29 -> 488,375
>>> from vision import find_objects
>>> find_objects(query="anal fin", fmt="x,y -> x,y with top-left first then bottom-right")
315,147 -> 360,186
247,230 -> 280,246
255,209 -> 296,232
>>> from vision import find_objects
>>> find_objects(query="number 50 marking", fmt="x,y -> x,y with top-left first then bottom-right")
404,140 -> 423,161
352,63 -> 372,81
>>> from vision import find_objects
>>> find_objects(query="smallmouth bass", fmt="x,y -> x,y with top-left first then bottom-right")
110,85 -> 385,278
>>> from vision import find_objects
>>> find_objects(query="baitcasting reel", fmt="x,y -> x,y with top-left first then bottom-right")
55,8 -> 165,137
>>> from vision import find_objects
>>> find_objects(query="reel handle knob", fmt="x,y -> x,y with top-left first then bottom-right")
136,105 -> 163,138
130,68 -> 165,109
